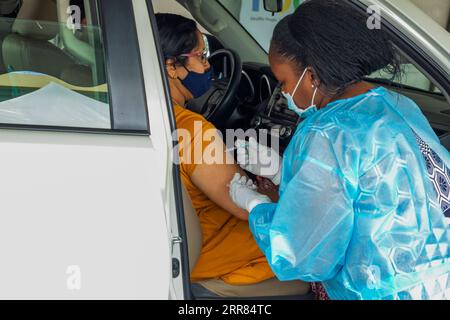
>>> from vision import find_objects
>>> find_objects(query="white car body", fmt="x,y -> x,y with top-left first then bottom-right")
0,0 -> 447,300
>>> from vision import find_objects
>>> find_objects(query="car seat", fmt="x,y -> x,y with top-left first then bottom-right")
2,0 -> 74,77
2,0 -> 96,86
56,0 -> 105,86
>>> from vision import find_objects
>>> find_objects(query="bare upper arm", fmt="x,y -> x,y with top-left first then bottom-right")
189,132 -> 249,221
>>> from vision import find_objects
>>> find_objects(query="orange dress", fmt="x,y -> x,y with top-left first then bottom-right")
174,105 -> 274,285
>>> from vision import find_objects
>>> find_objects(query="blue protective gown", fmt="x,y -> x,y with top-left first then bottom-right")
250,86 -> 450,300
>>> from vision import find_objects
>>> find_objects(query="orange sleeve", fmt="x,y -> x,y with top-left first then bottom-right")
174,106 -> 219,177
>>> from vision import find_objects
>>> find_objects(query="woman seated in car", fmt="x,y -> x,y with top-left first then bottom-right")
155,13 -> 309,295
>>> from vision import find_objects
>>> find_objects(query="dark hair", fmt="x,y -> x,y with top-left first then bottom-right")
155,13 -> 198,65
271,0 -> 401,95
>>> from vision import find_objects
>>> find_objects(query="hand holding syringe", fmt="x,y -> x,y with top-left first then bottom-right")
232,138 -> 282,186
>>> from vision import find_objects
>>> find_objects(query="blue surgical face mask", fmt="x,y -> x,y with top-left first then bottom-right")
282,68 -> 318,119
180,66 -> 213,98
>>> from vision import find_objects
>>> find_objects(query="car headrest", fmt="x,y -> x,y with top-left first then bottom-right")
12,0 -> 58,41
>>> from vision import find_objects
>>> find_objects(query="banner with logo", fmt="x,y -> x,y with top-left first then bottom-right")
239,0 -> 303,51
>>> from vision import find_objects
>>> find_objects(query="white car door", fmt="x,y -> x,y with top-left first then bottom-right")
0,0 -> 178,299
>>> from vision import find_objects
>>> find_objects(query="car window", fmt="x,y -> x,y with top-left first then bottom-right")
0,0 -> 111,129
369,58 -> 443,94
218,1 -> 447,94
218,0 -> 450,51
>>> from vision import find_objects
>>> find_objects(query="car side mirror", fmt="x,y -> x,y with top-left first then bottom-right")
263,0 -> 283,13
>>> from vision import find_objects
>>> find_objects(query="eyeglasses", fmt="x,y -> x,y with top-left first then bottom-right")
179,50 -> 209,63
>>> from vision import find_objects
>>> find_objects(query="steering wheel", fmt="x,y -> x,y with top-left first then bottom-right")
186,49 -> 242,128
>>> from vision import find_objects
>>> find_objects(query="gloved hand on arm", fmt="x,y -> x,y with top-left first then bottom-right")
229,173 -> 272,213
235,137 -> 282,186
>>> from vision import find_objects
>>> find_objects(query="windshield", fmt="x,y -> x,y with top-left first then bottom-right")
217,0 -> 450,52
217,0 -> 302,52
217,0 -> 449,94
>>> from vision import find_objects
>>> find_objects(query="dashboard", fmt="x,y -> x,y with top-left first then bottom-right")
231,63 -> 301,151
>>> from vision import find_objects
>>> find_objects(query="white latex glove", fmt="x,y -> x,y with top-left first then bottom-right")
235,137 -> 282,185
229,173 -> 272,213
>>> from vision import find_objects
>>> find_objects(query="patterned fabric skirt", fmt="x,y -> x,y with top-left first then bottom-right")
311,282 -> 330,300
